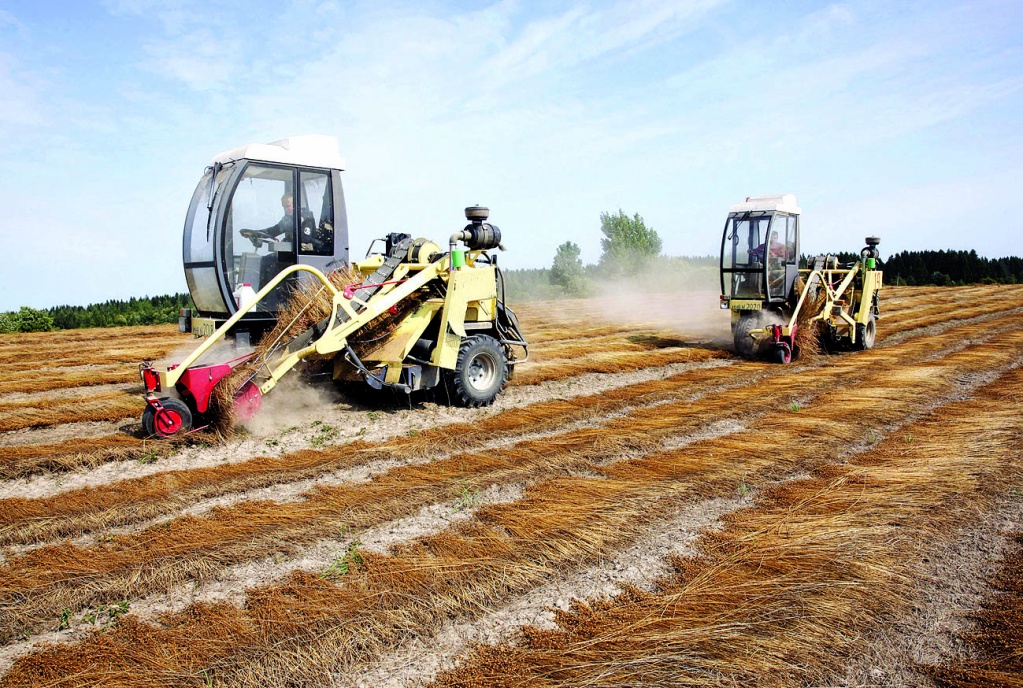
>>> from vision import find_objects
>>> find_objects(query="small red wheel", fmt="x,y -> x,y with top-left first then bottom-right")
142,398 -> 194,438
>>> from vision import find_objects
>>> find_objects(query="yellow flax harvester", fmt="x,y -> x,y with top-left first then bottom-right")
719,194 -> 883,363
139,136 -> 527,437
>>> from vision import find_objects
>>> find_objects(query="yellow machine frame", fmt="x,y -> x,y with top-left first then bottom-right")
160,248 -> 501,398
741,258 -> 883,347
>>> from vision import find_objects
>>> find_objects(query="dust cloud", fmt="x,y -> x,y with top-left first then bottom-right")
240,374 -> 337,438
156,336 -> 254,370
582,268 -> 731,349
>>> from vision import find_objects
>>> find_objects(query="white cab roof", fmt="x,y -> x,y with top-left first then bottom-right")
210,134 -> 345,170
728,193 -> 800,215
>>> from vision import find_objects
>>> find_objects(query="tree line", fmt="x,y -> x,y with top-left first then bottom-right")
541,209 -> 719,298
0,294 -> 193,333
876,249 -> 1023,286
5,226 -> 1022,332
806,249 -> 1023,286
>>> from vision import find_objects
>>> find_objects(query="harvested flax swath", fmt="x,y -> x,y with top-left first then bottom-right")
3,333 -> 1020,684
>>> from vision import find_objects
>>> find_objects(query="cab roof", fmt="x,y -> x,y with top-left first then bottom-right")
728,194 -> 800,215
210,134 -> 345,170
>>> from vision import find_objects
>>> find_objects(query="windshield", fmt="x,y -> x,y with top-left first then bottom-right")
724,214 -> 771,268
721,213 -> 771,299
223,164 -> 297,312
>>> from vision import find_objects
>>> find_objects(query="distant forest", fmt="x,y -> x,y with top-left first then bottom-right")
821,249 -> 1023,287
1,294 -> 193,333
3,248 -> 1023,333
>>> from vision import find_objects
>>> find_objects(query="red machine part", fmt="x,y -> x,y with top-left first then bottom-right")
767,323 -> 798,364
343,279 -> 406,299
177,362 -> 234,413
140,353 -> 257,439
139,361 -> 161,392
232,380 -> 263,422
172,353 -> 254,413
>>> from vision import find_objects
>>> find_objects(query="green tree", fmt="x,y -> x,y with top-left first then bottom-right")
0,312 -> 17,334
598,210 -> 662,276
14,306 -> 54,332
549,241 -> 589,296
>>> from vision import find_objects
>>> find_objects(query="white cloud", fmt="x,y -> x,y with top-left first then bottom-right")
140,27 -> 247,90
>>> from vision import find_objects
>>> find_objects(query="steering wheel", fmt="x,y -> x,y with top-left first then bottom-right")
240,229 -> 273,249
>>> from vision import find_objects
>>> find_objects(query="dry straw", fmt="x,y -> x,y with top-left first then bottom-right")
0,368 -> 132,395
1,360 -> 752,546
3,326 -> 1022,684
0,393 -> 141,433
433,371 -> 1023,687
3,305 -> 1020,546
0,435 -> 153,480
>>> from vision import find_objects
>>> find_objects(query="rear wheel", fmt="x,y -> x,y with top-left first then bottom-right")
141,398 -> 193,438
853,314 -> 877,351
445,334 -> 508,407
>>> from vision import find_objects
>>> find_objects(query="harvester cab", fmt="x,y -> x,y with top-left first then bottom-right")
719,194 -> 883,363
180,134 -> 350,344
141,136 -> 528,438
720,194 -> 801,310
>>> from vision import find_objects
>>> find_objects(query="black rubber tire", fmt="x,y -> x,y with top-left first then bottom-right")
771,344 -> 791,364
732,313 -> 763,360
820,326 -> 842,354
141,406 -> 155,436
853,314 -> 877,351
445,334 -> 508,408
141,397 -> 193,438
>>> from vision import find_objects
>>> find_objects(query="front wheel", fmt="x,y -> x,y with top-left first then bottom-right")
445,334 -> 508,408
770,343 -> 792,364
732,312 -> 764,360
141,397 -> 194,438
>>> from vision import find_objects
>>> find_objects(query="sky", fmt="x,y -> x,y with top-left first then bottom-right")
1,0 -> 1021,310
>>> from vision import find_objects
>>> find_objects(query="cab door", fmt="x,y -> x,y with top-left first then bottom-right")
221,163 -> 298,313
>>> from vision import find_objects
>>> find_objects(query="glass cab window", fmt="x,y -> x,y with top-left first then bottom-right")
765,215 -> 787,299
183,164 -> 234,315
722,213 -> 771,299
298,170 -> 334,256
764,214 -> 799,301
224,165 -> 296,312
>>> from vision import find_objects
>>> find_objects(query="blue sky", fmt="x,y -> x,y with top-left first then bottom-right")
1,0 -> 1021,310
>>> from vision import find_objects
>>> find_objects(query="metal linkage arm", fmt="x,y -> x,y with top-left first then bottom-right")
255,258 -> 449,396
786,262 -> 861,330
165,264 -> 338,389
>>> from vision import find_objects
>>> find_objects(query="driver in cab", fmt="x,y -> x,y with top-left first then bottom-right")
240,193 -> 313,248
751,230 -> 785,263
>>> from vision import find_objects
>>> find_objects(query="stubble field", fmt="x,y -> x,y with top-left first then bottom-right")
1,285 -> 1021,687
